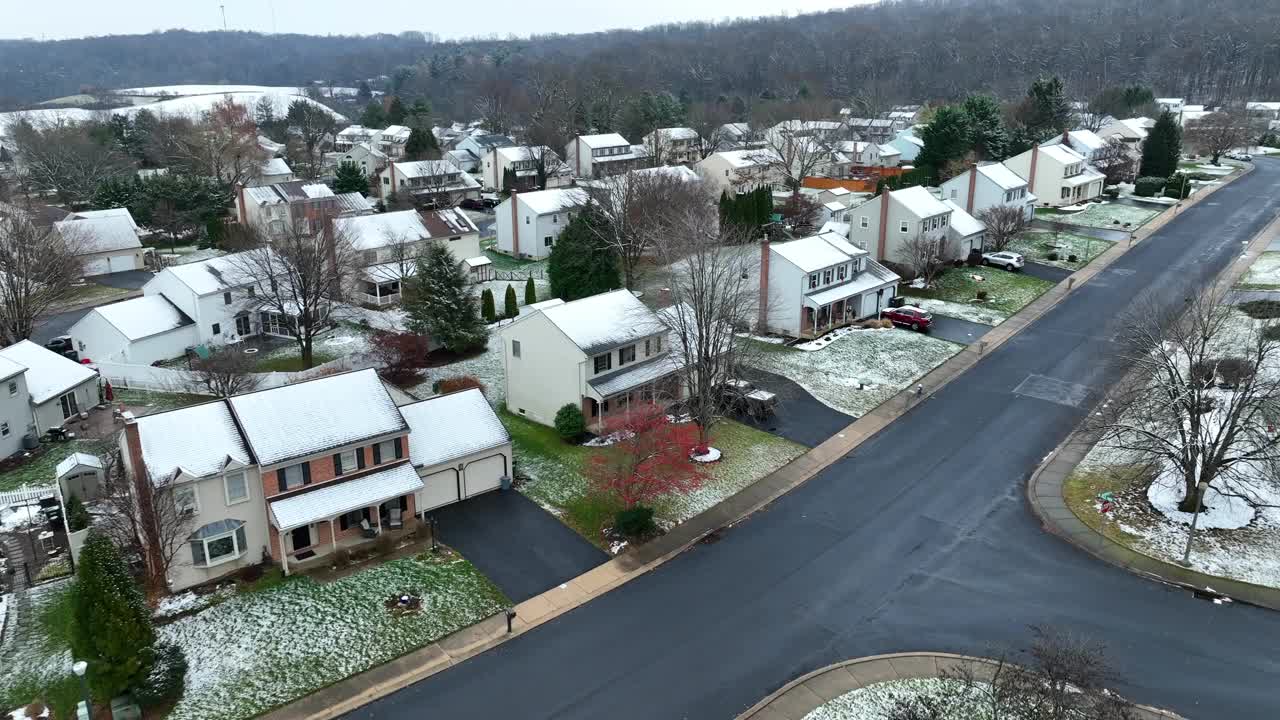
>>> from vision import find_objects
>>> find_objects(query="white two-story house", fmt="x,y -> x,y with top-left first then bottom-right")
641,127 -> 701,165
758,232 -> 900,339
378,160 -> 482,206
482,145 -> 573,191
565,133 -> 648,179
1003,143 -> 1105,207
336,208 -> 482,305
373,125 -> 412,160
695,148 -> 785,196
334,125 -> 380,152
501,290 -> 686,430
494,188 -> 589,260
939,162 -> 1036,221
846,186 -> 955,265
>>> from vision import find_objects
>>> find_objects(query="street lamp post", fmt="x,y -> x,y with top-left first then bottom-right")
72,660 -> 90,720
1179,480 -> 1211,566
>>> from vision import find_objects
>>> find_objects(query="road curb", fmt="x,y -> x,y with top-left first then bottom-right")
736,652 -> 1182,720
1027,167 -> 1280,612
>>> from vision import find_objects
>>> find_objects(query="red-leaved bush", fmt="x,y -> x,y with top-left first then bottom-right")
369,330 -> 431,385
586,404 -> 706,508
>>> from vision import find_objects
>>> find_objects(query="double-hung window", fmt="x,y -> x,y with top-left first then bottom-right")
899,221 -> 909,234
837,265 -> 848,281
174,485 -> 200,516
619,345 -> 636,365
808,274 -> 819,289
822,269 -> 833,284
594,354 -> 612,373
224,471 -> 249,505
277,462 -> 309,492
7,381 -> 16,397
333,449 -> 360,476
512,340 -> 521,358
860,216 -> 869,229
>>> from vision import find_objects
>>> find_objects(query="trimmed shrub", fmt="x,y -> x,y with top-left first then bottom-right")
975,290 -> 989,301
1046,251 -> 1059,261
132,642 -> 188,708
554,403 -> 586,442
1068,254 -> 1078,263
524,277 -> 537,305
1133,176 -> 1166,197
66,494 -> 91,532
375,532 -> 397,556
966,249 -> 983,267
504,284 -> 519,318
1238,300 -> 1280,319
1164,173 -> 1192,199
480,288 -> 496,323
1217,357 -> 1256,387
437,375 -> 485,395
614,506 -> 657,538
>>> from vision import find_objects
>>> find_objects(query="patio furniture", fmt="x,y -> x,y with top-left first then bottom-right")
388,507 -> 403,530
359,518 -> 378,539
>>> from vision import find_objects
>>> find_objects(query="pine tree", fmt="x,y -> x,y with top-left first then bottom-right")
719,191 -> 734,226
72,531 -> 157,700
755,186 -> 773,226
361,102 -> 388,128
387,97 -> 407,125
961,95 -> 1008,160
548,207 -> 621,301
524,276 -> 537,305
405,127 -> 438,160
1022,75 -> 1071,141
333,161 -> 367,195
480,288 -> 496,323
504,284 -> 519,318
405,243 -> 489,352
357,80 -> 373,105
501,167 -> 515,192
1140,109 -> 1182,179
916,105 -> 972,181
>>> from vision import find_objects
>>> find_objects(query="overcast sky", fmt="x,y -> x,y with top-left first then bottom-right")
3,0 -> 870,41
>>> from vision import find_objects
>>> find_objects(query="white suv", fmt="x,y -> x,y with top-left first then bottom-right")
982,251 -> 1025,271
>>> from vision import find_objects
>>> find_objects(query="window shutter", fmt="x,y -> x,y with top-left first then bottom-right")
372,443 -> 382,465
333,453 -> 343,476
301,462 -> 312,485
191,539 -> 206,567
394,438 -> 403,459
339,513 -> 350,531
357,449 -> 366,470
277,470 -> 287,493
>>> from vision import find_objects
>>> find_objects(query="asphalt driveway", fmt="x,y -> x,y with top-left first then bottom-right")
734,368 -> 853,448
85,269 -> 152,289
430,490 -> 607,604
927,315 -> 992,345
1019,261 -> 1072,283
31,308 -> 91,345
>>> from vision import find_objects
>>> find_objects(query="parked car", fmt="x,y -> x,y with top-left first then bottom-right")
480,192 -> 502,208
881,306 -> 932,331
1229,152 -> 1253,162
458,198 -> 485,211
982,251 -> 1025,271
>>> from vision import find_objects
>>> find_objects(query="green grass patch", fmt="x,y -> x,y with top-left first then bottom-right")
0,442 -> 91,492
900,266 -> 1054,317
57,282 -> 133,308
252,350 -> 336,373
1238,299 -> 1280,320
482,247 -> 547,274
113,388 -> 216,413
1062,464 -> 1156,545
1008,229 -> 1113,269
0,581 -> 81,719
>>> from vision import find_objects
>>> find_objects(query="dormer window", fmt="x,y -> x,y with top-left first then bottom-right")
823,269 -> 833,284
808,273 -> 819,289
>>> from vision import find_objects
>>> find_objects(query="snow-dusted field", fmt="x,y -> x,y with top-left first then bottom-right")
910,298 -> 1007,325
747,329 -> 963,417
115,84 -> 361,98
1044,202 -> 1160,230
804,678 -> 994,720
1,91 -> 344,130
0,581 -> 73,713
1009,229 -> 1113,270
1238,251 -> 1280,289
409,342 -> 505,404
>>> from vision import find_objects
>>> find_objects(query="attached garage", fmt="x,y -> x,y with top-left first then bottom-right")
400,388 -> 512,515
68,295 -> 198,365
54,211 -> 145,279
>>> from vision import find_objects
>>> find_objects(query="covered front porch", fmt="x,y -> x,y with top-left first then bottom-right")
582,353 -> 686,430
359,262 -> 413,307
268,463 -> 424,575
799,275 -> 897,339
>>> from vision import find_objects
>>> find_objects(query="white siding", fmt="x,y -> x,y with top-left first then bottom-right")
414,444 -> 511,511
0,373 -> 32,455
31,377 -> 98,434
124,326 -> 201,365
70,311 -> 132,363
502,312 -> 587,427
765,256 -> 806,336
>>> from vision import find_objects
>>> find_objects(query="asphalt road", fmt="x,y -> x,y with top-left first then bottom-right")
350,160 -> 1280,720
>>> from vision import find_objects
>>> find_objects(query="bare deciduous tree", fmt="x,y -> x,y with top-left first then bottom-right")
1185,108 -> 1262,165
8,118 -> 132,204
285,100 -> 336,180
685,103 -> 729,160
897,232 -> 952,287
1089,287 -> 1280,512
0,212 -> 85,344
1091,137 -> 1137,185
759,120 -> 836,194
191,345 -> 261,397
976,205 -> 1026,252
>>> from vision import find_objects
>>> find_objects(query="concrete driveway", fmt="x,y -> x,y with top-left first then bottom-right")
430,490 -> 607,603
734,368 -> 853,448
927,315 -> 993,345
83,269 -> 153,290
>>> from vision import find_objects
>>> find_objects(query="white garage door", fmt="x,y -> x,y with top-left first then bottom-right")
417,469 -> 460,512
462,454 -> 507,498
82,257 -> 111,277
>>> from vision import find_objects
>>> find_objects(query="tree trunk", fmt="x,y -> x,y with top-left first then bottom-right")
1178,473 -> 1206,513
302,340 -> 314,369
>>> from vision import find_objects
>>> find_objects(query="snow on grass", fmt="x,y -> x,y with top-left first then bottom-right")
804,678 -> 994,720
161,554 -> 507,720
1237,251 -> 1280,289
473,279 -> 550,308
1043,202 -> 1159,230
1194,163 -> 1236,174
0,505 -> 43,532
910,298 -> 1006,325
153,586 -> 235,619
655,423 -> 803,524
901,266 -> 1054,318
409,342 -> 506,404
1009,229 -> 1114,269
0,581 -> 76,717
747,329 -> 962,418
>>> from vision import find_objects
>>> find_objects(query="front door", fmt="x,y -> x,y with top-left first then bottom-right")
235,313 -> 252,337
59,392 -> 79,420
291,525 -> 312,551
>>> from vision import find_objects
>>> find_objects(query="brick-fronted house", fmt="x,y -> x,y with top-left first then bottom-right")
120,370 -> 509,591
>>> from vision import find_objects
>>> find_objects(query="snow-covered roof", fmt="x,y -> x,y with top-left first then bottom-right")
1246,101 -> 1280,111
420,207 -> 479,238
976,162 -> 1027,191
530,298 -> 565,311
463,256 -> 491,268
335,210 -> 427,251
822,186 -> 851,197
87,295 -> 193,341
823,201 -> 846,211
819,220 -> 851,237
334,192 -> 374,215
577,133 -> 631,149
652,127 -> 699,141
589,351 -> 685,398
55,215 -> 141,255
877,144 -> 901,156
269,461 -> 422,530
0,355 -> 25,383
56,452 -> 103,479
337,125 -> 379,139
227,369 -> 407,466
805,261 -> 900,306
942,200 -> 985,237
134,400 -> 252,481
517,188 -> 589,215
1038,144 -> 1087,165
379,125 -> 412,142
713,148 -> 783,168
892,185 -> 950,218
71,208 -> 138,230
0,340 -> 96,405
393,161 -> 481,191
162,251 -> 256,296
772,232 -> 866,273
261,158 -> 293,177
539,289 -> 666,355
400,388 -> 509,469
245,181 -> 333,207
495,145 -> 562,164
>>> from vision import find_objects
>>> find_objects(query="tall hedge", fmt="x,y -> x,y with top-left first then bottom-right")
72,531 -> 156,700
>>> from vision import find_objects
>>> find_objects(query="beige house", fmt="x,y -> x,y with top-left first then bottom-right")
481,145 -> 573,191
1003,144 -> 1105,207
641,127 -> 701,165
377,160 -> 482,205
846,186 -> 954,264
695,148 -> 785,195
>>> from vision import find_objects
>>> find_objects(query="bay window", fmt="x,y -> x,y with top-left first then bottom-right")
189,519 -> 248,568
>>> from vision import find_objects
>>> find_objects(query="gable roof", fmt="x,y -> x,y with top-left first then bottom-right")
0,340 -> 96,405
162,251 -> 257,296
420,208 -> 479,238
975,162 -> 1027,190
650,127 -> 699,141
334,210 -> 428,251
517,188 -> 589,215
539,289 -> 666,356
261,158 -> 293,176
0,355 -> 25,384
379,125 -> 412,142
892,185 -> 950,218
134,400 -> 253,482
227,368 -> 407,466
713,148 -> 783,168
244,180 -> 333,206
942,200 -> 985,237
1038,143 -> 1086,165
55,215 -> 142,255
467,134 -> 516,150
771,232 -> 866,273
400,388 -> 510,469
88,295 -> 194,341
71,208 -> 138,230
577,133 -> 631,149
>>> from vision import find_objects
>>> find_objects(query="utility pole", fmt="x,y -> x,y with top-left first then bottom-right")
220,4 -> 228,31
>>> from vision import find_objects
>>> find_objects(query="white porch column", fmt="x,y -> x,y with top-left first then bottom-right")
329,519 -> 337,552
375,506 -> 383,533
279,530 -> 290,576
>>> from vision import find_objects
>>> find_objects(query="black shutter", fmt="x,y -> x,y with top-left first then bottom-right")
277,470 -> 287,493
372,443 -> 382,465
301,462 -> 312,485
393,437 -> 403,459
399,496 -> 408,511
356,449 -> 366,470
333,453 -> 343,476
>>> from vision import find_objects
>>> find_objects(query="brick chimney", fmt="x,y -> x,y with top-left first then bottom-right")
388,161 -> 397,197
876,190 -> 891,262
1027,145 -> 1040,195
757,235 -> 771,331
124,416 -> 165,591
236,183 -> 248,224
510,190 -> 520,257
965,163 -> 978,214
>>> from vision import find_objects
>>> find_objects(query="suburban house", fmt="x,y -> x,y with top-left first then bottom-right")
455,134 -> 515,180
888,128 -> 925,164
0,340 -> 99,445
373,125 -> 413,159
831,141 -> 902,172
377,160 -> 482,206
1245,101 -> 1280,123
939,162 -> 1036,221
481,145 -> 573,191
766,120 -> 845,145
336,208 -> 483,306
641,127 -> 701,165
1041,129 -> 1109,163
253,158 -> 295,186
1003,143 -> 1105,207
334,125 -> 380,152
494,188 -> 589,260
717,123 -> 754,150
845,118 -> 897,144
695,148 -> 785,195
565,133 -> 648,179
758,232 -> 900,339
258,135 -> 285,157
119,369 -> 510,590
68,295 -> 198,365
846,185 -> 955,265
501,290 -> 686,429
54,209 -> 145,276
330,141 -> 389,177
236,180 -> 372,235
1097,117 -> 1155,151
941,200 -> 986,255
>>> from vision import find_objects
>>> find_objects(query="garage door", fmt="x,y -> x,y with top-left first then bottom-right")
417,468 -> 461,512
462,454 -> 507,499
82,257 -> 111,276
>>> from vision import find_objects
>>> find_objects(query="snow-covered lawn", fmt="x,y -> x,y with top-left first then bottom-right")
1237,251 -> 1280,289
747,328 -> 962,417
252,325 -> 374,372
161,553 -> 506,720
1009,229 -> 1114,270
472,278 -> 550,309
901,266 -> 1055,319
409,342 -> 505,404
0,581 -> 77,717
1040,202 -> 1160,230
805,678 -> 993,720
910,298 -> 1007,325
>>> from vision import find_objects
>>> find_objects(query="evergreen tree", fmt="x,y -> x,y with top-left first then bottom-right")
961,95 -> 1008,160
524,276 -> 537,305
387,97 -> 407,125
501,166 -> 515,192
504,284 -> 519,318
72,531 -> 156,700
1021,75 -> 1071,141
361,102 -> 388,128
357,80 -> 373,104
915,105 -> 972,180
332,161 -> 368,195
1140,109 -> 1182,179
718,191 -> 734,225
480,288 -> 496,323
405,242 -> 488,352
548,207 -> 621,301
755,186 -> 773,226
404,127 -> 438,160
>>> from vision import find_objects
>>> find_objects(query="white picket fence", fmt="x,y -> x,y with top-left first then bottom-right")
96,354 -> 371,395
0,485 -> 56,508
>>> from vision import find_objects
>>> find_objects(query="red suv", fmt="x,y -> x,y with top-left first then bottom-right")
881,305 -> 933,331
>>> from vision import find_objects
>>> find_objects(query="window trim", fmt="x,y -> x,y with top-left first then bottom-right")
191,521 -> 247,568
511,339 -> 521,358
174,484 -> 200,516
899,221 -> 909,234
593,353 -> 612,373
619,344 -> 636,365
223,470 -> 249,506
